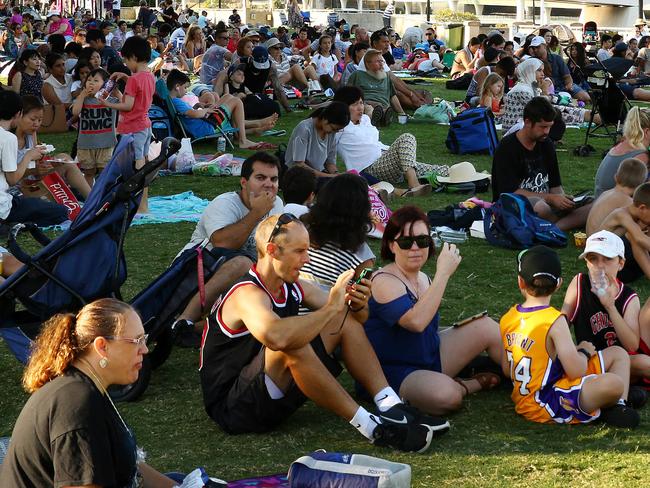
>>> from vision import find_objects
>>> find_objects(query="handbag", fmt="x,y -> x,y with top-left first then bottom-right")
413,100 -> 456,124
40,104 -> 68,134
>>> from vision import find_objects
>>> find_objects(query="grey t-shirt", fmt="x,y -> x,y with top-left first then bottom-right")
594,148 -> 647,198
182,191 -> 283,259
77,96 -> 118,150
285,118 -> 337,172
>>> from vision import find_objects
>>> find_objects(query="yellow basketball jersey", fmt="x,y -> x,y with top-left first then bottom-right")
500,304 -> 603,424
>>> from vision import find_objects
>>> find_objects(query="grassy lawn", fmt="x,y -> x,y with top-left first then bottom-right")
2,80 -> 650,486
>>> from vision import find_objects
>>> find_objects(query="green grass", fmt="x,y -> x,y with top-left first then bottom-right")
2,80 -> 650,486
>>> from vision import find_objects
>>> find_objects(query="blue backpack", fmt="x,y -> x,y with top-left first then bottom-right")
483,193 -> 567,249
446,107 -> 499,155
149,105 -> 173,142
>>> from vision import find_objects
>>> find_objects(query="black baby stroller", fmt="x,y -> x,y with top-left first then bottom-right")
574,61 -> 631,156
0,136 -> 181,397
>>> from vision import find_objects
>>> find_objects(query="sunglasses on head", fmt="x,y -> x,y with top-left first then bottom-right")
267,213 -> 298,243
394,235 -> 432,250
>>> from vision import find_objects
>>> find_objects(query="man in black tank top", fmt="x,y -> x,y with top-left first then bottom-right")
198,214 -> 449,452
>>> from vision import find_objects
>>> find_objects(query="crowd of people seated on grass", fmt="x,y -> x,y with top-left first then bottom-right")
5,6 -> 650,485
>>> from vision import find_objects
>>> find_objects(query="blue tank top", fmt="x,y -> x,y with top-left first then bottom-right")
363,273 -> 441,373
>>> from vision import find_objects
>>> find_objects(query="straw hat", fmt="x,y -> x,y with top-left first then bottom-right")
635,18 -> 647,26
436,161 -> 490,183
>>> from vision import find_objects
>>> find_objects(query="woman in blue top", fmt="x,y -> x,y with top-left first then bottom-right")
363,206 -> 503,415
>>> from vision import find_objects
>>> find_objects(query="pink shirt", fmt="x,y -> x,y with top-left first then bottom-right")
116,70 -> 155,135
48,18 -> 73,37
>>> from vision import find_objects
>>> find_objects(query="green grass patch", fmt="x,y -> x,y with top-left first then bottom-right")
2,79 -> 650,485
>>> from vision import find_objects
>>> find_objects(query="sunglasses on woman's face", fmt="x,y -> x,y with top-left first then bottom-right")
394,235 -> 432,250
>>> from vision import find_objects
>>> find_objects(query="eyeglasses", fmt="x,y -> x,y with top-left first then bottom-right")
394,235 -> 432,250
218,36 -> 229,40
267,213 -> 298,243
425,32 -> 434,36
106,334 -> 149,346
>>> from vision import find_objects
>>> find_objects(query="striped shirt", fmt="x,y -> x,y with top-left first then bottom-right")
299,241 -> 375,314
383,3 -> 395,18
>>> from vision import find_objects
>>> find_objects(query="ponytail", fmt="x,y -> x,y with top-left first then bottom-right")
23,313 -> 78,393
623,107 -> 650,149
22,298 -> 134,393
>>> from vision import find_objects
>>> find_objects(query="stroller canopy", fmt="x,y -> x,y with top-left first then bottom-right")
534,24 -> 577,47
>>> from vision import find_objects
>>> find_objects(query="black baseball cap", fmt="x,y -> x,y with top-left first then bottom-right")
517,245 -> 561,285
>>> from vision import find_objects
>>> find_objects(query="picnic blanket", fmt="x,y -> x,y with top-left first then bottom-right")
228,474 -> 289,487
45,191 -> 209,231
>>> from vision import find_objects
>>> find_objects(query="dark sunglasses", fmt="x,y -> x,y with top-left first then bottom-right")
267,213 -> 298,243
395,235 -> 432,250
218,36 -> 229,40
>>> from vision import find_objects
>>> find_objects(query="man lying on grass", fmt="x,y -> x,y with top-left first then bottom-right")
199,214 -> 450,452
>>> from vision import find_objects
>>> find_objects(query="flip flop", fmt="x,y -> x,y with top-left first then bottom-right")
401,184 -> 432,197
454,372 -> 501,395
246,142 -> 278,150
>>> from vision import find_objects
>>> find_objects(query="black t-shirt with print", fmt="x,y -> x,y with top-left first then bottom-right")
0,367 -> 138,488
491,132 -> 562,201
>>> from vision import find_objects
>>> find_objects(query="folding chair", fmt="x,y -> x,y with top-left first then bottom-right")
154,79 -> 239,149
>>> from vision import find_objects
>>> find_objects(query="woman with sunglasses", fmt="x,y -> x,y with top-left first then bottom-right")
1,298 -> 182,487
360,206 -> 503,416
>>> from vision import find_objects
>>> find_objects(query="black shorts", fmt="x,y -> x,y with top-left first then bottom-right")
618,235 -> 645,283
211,335 -> 343,434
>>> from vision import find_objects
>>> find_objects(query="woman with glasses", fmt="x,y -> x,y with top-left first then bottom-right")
1,298 -> 178,487
360,206 -> 503,415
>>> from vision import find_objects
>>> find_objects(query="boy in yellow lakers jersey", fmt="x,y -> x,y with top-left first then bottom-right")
500,245 -> 639,428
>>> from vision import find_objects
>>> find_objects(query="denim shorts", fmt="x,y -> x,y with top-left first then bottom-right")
131,127 -> 152,160
190,83 -> 213,97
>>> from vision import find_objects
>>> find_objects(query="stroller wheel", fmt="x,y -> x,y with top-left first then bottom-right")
108,355 -> 152,402
148,326 -> 175,370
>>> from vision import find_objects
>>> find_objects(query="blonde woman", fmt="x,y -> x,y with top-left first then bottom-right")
595,106 -> 650,197
183,24 -> 206,72
2,299 -> 179,487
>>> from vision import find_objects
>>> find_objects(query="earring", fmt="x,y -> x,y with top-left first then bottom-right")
99,357 -> 109,369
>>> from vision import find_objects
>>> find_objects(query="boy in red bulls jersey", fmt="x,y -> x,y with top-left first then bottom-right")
500,245 -> 639,427
563,230 -> 650,400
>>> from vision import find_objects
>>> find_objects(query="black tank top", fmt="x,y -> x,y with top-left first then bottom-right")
199,265 -> 303,412
569,273 -> 638,350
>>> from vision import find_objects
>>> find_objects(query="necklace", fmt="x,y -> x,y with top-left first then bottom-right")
77,358 -> 130,434
393,262 -> 420,300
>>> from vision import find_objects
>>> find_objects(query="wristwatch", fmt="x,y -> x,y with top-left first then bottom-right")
577,348 -> 591,359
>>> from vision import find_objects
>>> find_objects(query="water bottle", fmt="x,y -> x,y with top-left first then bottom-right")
217,136 -> 226,153
591,269 -> 608,297
96,79 -> 116,100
